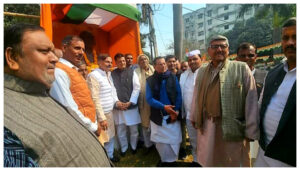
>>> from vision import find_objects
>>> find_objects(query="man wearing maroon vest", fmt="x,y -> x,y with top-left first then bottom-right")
50,35 -> 99,136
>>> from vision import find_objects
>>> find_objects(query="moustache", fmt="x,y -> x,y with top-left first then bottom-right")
285,45 -> 296,51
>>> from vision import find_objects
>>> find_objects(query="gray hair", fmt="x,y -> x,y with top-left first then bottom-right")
209,35 -> 229,46
137,54 -> 149,63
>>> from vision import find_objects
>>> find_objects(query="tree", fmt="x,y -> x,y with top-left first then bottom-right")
166,39 -> 201,61
224,17 -> 273,54
238,4 -> 296,44
4,4 -> 40,28
137,4 -> 158,60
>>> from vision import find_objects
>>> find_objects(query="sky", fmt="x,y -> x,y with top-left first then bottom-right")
140,4 -> 206,56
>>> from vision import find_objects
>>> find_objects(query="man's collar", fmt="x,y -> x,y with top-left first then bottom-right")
252,68 -> 256,75
283,60 -> 296,72
97,68 -> 110,75
59,58 -> 77,70
4,74 -> 48,94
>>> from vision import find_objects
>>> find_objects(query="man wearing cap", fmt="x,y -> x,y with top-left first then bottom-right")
190,35 -> 259,167
179,50 -> 202,166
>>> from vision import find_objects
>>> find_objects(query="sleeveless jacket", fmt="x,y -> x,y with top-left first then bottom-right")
253,68 -> 268,98
111,68 -> 136,109
88,69 -> 115,114
56,62 -> 96,122
194,60 -> 252,140
259,63 -> 296,166
147,71 -> 181,126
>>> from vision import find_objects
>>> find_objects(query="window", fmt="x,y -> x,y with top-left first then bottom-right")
198,23 -> 203,28
224,15 -> 229,20
185,18 -> 189,23
208,19 -> 212,25
246,9 -> 253,15
198,13 -> 203,19
191,32 -> 195,37
198,40 -> 204,44
198,31 -> 204,36
224,25 -> 229,30
224,5 -> 229,10
207,10 -> 212,17
185,32 -> 188,38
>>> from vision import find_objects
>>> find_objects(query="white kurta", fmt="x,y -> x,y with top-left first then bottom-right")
179,68 -> 199,120
87,69 -> 119,144
150,119 -> 182,162
113,72 -> 141,126
180,68 -> 199,162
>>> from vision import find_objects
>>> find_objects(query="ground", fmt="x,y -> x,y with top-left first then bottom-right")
113,140 -> 195,167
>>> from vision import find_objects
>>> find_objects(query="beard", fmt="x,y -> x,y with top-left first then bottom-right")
43,72 -> 55,88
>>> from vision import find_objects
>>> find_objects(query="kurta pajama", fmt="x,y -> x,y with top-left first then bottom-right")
191,61 -> 259,167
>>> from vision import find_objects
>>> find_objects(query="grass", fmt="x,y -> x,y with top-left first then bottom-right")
113,141 -> 195,167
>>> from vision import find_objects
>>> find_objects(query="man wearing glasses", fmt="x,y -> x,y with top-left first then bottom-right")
236,42 -> 268,98
190,35 -> 259,167
236,42 -> 268,165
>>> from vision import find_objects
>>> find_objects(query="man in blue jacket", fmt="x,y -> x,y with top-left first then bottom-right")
146,57 -> 182,167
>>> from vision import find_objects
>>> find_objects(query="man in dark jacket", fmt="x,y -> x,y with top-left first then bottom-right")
146,57 -> 182,166
254,17 -> 296,167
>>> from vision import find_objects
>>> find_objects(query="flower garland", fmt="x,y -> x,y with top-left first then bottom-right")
83,49 -> 98,66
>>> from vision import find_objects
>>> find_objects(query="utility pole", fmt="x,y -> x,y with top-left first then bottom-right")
147,4 -> 158,58
148,34 -> 153,61
203,8 -> 207,51
173,4 -> 183,61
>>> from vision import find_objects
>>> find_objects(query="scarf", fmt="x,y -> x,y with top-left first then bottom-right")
196,62 -> 224,130
152,70 -> 172,100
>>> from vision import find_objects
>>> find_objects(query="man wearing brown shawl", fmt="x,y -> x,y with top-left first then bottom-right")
135,54 -> 155,153
190,35 -> 259,167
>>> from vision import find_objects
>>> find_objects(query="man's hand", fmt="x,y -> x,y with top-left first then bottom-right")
169,110 -> 178,123
96,122 -> 101,136
164,105 -> 178,122
124,102 -> 132,110
100,120 -> 108,130
116,101 -> 127,110
164,105 -> 177,115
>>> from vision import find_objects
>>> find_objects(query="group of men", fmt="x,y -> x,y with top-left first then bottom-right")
4,17 -> 296,167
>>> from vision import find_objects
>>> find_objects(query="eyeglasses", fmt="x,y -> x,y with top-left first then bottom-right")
209,44 -> 228,50
238,54 -> 256,58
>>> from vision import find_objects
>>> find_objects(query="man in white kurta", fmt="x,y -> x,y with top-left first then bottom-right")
179,50 -> 202,166
87,55 -> 122,162
111,53 -> 141,155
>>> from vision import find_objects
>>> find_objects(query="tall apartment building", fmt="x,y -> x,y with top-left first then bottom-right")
183,4 -> 256,53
